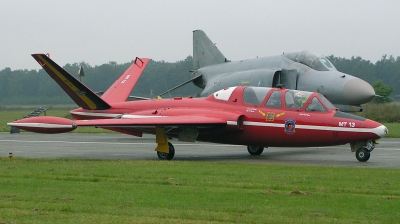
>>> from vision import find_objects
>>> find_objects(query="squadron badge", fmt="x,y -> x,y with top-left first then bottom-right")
259,110 -> 285,122
285,118 -> 296,134
266,112 -> 275,122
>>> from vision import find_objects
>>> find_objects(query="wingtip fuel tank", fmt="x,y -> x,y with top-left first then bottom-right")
7,116 -> 77,134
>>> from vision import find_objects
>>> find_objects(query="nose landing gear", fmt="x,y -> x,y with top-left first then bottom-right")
351,141 -> 375,162
355,148 -> 370,162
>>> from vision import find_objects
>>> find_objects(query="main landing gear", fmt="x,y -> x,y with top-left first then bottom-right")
155,127 -> 175,160
157,142 -> 175,160
351,141 -> 375,162
247,146 -> 264,155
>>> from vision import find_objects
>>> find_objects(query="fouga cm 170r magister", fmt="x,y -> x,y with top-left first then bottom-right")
8,54 -> 388,162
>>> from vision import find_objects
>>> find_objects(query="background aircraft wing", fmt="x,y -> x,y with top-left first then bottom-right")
157,74 -> 203,97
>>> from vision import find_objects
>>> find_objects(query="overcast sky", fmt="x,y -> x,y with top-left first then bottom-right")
2,0 -> 400,70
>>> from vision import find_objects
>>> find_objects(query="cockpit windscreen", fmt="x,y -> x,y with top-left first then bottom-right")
243,87 -> 271,105
283,51 -> 336,71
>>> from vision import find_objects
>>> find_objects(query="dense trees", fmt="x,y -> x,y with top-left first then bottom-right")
372,80 -> 394,103
0,55 -> 398,105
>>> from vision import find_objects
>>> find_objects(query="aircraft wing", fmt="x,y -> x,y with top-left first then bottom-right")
7,112 -> 243,134
74,115 -> 227,128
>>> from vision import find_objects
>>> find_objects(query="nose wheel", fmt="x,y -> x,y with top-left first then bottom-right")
355,147 -> 370,162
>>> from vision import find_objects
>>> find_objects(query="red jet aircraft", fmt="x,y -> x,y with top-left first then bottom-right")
8,54 -> 388,162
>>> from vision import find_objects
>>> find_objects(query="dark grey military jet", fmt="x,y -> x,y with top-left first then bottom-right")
162,30 -> 375,112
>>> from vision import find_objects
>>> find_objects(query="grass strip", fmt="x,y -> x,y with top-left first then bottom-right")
0,158 -> 399,223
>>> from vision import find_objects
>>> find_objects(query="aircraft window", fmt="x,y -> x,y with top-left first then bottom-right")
298,51 -> 318,68
310,59 -> 329,71
285,90 -> 312,109
243,87 -> 270,105
320,58 -> 334,68
306,97 -> 327,112
283,51 -> 337,71
318,93 -> 336,110
310,58 -> 336,71
265,90 -> 282,108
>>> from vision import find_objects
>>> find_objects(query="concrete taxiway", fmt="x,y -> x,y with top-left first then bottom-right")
0,133 -> 399,168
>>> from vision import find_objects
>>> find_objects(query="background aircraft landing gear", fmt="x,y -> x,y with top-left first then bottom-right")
157,142 -> 175,160
356,148 -> 370,162
247,146 -> 264,155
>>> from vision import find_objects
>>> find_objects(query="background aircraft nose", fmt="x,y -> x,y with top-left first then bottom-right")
343,78 -> 375,105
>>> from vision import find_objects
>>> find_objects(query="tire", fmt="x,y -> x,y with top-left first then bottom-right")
157,142 -> 175,160
356,148 -> 370,162
247,146 -> 264,155
10,127 -> 20,134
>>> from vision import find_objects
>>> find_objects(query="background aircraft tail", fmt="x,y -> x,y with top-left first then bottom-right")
193,30 -> 228,70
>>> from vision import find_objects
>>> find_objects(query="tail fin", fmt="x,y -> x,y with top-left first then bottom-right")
193,30 -> 228,70
101,57 -> 150,103
32,54 -> 111,110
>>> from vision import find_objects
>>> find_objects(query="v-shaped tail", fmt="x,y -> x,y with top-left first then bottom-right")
32,54 -> 150,109
101,57 -> 150,103
32,54 -> 111,110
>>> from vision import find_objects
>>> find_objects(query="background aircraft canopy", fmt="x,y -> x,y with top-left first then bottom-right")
283,51 -> 337,72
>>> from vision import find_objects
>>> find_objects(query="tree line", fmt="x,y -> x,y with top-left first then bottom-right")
0,56 -> 201,105
0,55 -> 398,105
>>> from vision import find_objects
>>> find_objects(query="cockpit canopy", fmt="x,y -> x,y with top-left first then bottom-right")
212,86 -> 336,112
283,51 -> 336,71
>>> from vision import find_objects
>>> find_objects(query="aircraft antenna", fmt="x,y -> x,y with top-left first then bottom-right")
78,65 -> 85,82
163,78 -> 172,98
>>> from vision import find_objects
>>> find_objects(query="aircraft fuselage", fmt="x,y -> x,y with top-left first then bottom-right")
195,54 -> 374,112
64,86 -> 386,148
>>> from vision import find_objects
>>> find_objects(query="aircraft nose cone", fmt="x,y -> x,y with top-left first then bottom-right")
376,125 -> 389,138
343,78 -> 375,105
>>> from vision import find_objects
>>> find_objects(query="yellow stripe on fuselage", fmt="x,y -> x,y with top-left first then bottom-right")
38,55 -> 97,109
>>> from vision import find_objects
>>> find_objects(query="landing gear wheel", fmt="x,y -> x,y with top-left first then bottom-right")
356,148 -> 370,162
157,142 -> 175,160
247,146 -> 264,155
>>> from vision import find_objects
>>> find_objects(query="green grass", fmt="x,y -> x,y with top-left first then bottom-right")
358,103 -> 400,123
382,123 -> 400,138
0,158 -> 399,223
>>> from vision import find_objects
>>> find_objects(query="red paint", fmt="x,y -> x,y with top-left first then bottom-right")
10,86 -> 386,148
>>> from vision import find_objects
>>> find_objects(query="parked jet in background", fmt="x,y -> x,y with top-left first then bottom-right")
8,54 -> 387,162
161,30 -> 375,112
